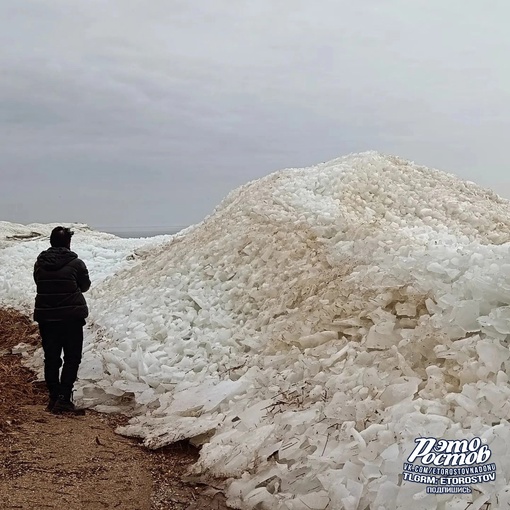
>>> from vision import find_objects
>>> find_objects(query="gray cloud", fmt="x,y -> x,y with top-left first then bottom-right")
1,0 -> 510,231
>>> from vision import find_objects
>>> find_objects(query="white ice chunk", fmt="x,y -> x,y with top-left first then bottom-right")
476,339 -> 510,373
380,377 -> 421,407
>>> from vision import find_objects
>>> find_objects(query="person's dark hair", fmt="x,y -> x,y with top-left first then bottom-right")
50,226 -> 74,248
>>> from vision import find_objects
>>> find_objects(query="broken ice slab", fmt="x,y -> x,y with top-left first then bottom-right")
288,491 -> 330,510
112,379 -> 149,393
167,378 -> 248,416
425,297 -> 441,314
294,330 -> 337,349
333,480 -> 364,510
78,356 -> 104,380
123,415 -> 224,449
235,398 -> 273,429
427,261 -> 452,275
393,411 -> 450,439
101,351 -> 134,373
244,487 -> 275,507
361,463 -> 382,481
452,299 -> 481,332
395,302 -> 417,317
476,339 -> 510,373
134,388 -> 158,405
93,405 -> 125,413
277,408 -> 320,433
365,322 -> 401,349
475,381 -> 510,408
445,392 -> 479,414
379,377 -> 421,409
80,384 -> 108,400
380,443 -> 399,462
139,374 -> 166,387
226,466 -> 285,506
316,466 -> 350,490
219,425 -> 276,475
361,366 -> 386,391
480,306 -> 510,334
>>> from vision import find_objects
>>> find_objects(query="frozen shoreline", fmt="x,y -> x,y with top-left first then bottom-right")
2,152 -> 510,509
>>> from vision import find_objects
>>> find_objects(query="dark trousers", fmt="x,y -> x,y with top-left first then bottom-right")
38,320 -> 84,399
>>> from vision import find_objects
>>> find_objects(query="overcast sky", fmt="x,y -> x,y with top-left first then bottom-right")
2,1 -> 510,233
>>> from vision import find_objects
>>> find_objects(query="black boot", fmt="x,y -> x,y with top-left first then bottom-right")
51,394 -> 85,415
46,395 -> 58,412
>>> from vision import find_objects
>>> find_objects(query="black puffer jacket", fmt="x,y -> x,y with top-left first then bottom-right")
33,247 -> 91,322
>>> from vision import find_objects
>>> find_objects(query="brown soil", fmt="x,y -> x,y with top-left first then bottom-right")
0,308 -> 231,510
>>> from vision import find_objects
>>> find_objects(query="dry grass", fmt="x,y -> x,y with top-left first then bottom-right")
0,308 -> 46,430
0,307 -> 40,351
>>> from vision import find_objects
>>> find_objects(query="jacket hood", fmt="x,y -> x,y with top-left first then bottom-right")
36,247 -> 78,271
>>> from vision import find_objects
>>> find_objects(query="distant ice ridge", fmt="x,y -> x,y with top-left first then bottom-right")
3,152 -> 510,509
0,222 -> 174,312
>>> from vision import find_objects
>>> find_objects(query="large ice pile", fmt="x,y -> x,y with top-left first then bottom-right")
3,152 -> 510,509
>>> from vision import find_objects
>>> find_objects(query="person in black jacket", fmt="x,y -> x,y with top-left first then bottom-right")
33,226 -> 91,414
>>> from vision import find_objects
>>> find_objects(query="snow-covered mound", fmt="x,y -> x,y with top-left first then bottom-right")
3,151 -> 510,509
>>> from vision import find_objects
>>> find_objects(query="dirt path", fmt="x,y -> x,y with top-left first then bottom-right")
0,406 -> 152,509
0,309 -> 230,510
